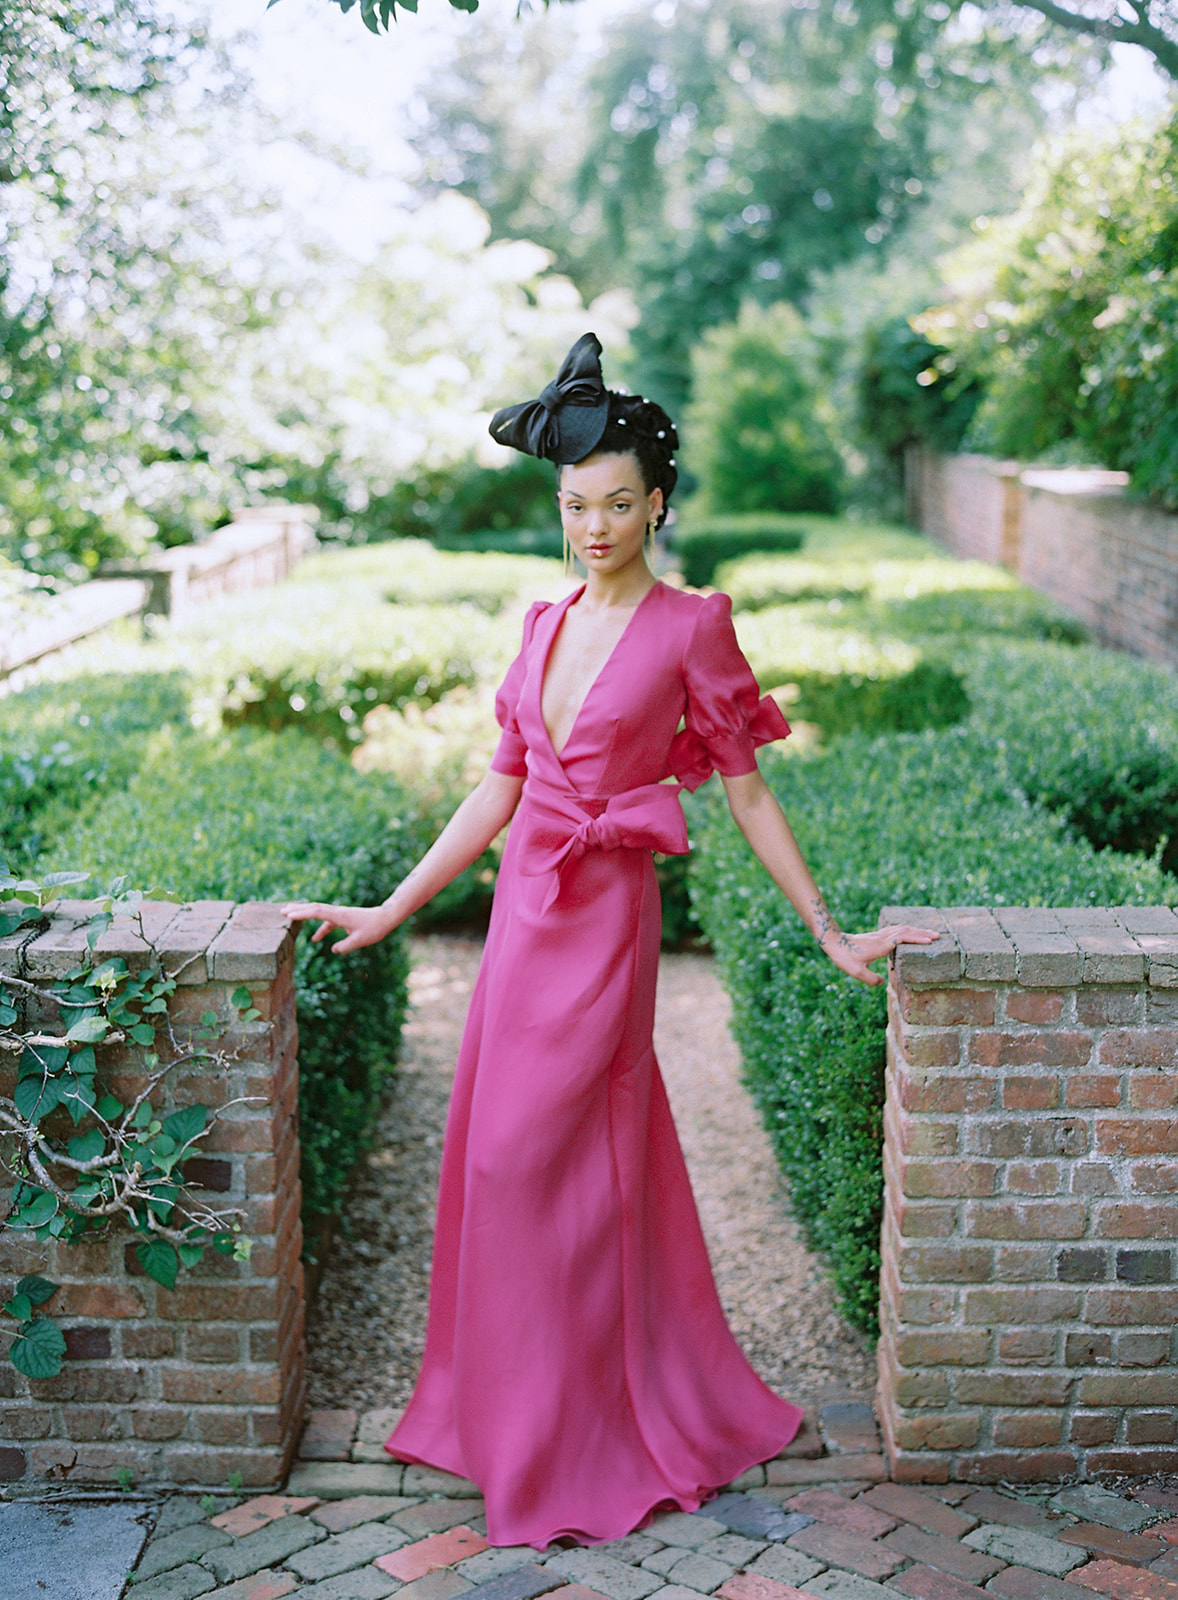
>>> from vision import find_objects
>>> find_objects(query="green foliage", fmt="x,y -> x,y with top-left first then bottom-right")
689,727 -> 1176,1337
684,305 -> 845,518
857,315 -> 983,465
0,673 -> 191,868
924,115 -> 1178,507
962,641 -> 1178,874
0,869 -> 254,1376
267,0 -> 480,32
673,517 -> 807,589
41,729 -> 423,1224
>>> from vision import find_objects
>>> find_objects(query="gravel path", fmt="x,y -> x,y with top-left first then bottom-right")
305,931 -> 875,1415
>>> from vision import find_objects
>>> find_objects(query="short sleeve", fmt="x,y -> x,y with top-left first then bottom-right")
668,592 -> 790,791
490,601 -> 549,777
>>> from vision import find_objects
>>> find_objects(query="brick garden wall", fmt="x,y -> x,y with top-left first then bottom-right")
877,904 -> 1178,1485
0,900 -> 305,1490
904,447 -> 1178,670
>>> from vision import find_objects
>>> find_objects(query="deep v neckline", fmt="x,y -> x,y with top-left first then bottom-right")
540,582 -> 660,762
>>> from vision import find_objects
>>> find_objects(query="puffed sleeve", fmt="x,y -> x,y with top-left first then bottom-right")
490,601 -> 549,777
668,592 -> 790,792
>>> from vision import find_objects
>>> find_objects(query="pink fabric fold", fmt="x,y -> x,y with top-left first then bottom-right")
517,775 -> 689,913
669,693 -> 791,792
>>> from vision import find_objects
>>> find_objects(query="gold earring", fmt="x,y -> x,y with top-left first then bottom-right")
563,530 -> 573,579
646,520 -> 656,565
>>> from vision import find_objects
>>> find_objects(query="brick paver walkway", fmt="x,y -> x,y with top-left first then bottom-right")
125,1406 -> 1178,1600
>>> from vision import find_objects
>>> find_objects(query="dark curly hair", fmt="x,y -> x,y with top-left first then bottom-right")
562,391 -> 679,531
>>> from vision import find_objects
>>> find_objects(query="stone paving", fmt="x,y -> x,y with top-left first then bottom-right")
119,1405 -> 1178,1600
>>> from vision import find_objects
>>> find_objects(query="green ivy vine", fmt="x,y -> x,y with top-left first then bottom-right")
0,863 -> 255,1379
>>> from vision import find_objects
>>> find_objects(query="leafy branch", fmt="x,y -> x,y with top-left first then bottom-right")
0,863 -> 258,1379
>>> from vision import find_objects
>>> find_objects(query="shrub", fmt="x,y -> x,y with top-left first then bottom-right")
684,302 -> 845,517
40,727 -> 424,1228
689,728 -> 1176,1336
0,672 -> 190,867
673,515 -> 806,589
962,640 -> 1178,875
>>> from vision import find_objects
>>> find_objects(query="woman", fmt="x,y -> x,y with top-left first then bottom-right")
283,332 -> 934,1550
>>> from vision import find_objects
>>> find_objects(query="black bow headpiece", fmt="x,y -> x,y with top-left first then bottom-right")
489,333 -> 611,465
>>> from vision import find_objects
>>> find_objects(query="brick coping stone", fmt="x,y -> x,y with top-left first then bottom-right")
17,1403 -> 1178,1600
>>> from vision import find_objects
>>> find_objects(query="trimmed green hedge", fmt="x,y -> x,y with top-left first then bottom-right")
672,514 -> 807,588
0,672 -> 190,868
688,726 -> 1176,1337
41,727 -> 423,1228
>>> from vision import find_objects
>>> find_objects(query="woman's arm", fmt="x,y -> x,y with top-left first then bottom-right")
283,768 -> 525,954
720,767 -> 936,986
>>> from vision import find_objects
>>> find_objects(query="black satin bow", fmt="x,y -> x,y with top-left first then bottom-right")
488,332 -> 611,465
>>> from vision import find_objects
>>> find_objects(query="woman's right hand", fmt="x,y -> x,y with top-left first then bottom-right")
281,902 -> 392,954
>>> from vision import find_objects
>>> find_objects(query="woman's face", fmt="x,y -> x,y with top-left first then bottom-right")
557,451 -> 663,580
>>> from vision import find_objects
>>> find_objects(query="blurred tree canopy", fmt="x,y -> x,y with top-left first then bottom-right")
410,0 -> 1089,411
915,113 -> 1178,508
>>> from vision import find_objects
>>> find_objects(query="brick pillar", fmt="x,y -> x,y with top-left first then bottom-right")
0,900 -> 305,1489
878,905 -> 1178,1484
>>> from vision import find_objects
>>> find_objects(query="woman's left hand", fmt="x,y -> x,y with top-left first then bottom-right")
820,924 -> 940,987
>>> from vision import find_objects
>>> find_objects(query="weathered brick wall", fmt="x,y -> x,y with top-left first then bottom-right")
878,904 -> 1178,1485
905,448 -> 1178,670
0,901 -> 305,1490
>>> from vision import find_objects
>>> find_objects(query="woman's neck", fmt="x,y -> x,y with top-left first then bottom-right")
578,563 -> 656,612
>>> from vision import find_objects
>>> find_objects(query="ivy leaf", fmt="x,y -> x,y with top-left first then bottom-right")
177,1242 -> 205,1269
162,1105 -> 207,1149
41,870 -> 91,894
65,1014 -> 109,1044
15,1075 -> 63,1121
4,1294 -> 33,1321
95,1094 -> 123,1122
68,1128 -> 106,1164
9,1317 -> 66,1379
16,1276 -> 57,1308
60,1076 -> 98,1125
128,1022 -> 156,1046
136,1239 -> 178,1290
0,999 -> 17,1026
10,1190 -> 58,1230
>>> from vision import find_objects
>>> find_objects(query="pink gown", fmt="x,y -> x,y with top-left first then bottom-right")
386,580 -> 804,1547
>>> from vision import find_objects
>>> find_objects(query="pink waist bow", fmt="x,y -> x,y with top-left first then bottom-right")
517,776 -> 689,913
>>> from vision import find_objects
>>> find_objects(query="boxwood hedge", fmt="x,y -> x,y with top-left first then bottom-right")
40,726 -> 423,1229
688,727 -> 1177,1337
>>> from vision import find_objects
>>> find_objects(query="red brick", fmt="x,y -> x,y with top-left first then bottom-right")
894,1200 -> 959,1238
786,1521 -> 904,1581
1128,1072 -> 1178,1109
899,1031 -> 966,1072
904,1162 -> 998,1199
956,1489 -> 1071,1534
1065,1075 -> 1122,1108
954,1449 -> 1077,1483
162,1445 -> 279,1486
1085,1449 -> 1178,1476
895,1331 -> 990,1366
1098,1118 -> 1178,1157
953,1372 -> 1071,1407
162,1367 -> 282,1405
992,1412 -> 1063,1447
211,1494 -> 321,1536
185,1325 -> 243,1363
1126,1410 -> 1177,1445
194,1574 -> 298,1600
905,990 -> 996,1026
1085,1288 -> 1178,1326
1006,991 -> 1065,1024
884,1522 -> 1004,1584
59,1405 -> 127,1442
0,1406 -> 51,1439
892,1415 -> 981,1451
194,1410 -> 250,1445
717,1578 -> 812,1600
62,1326 -> 112,1360
987,1569 -> 1090,1599
1005,1162 -> 1063,1194
298,1408 -> 358,1462
1100,1030 -> 1178,1069
122,1326 -> 176,1360
53,1284 -> 147,1319
996,1329 -> 1055,1365
1131,1159 -> 1178,1192
859,1483 -> 978,1538
898,1243 -> 993,1283
972,1033 -> 1089,1069
1070,1414 -> 1118,1446
966,1200 -> 1087,1239
132,1407 -> 187,1441
1076,989 -> 1142,1026
781,1488 -> 896,1539
994,1243 -> 1056,1280
900,1071 -> 994,1111
889,1568 -> 992,1599
1059,1524 -> 1166,1565
1064,1558 -> 1178,1597
375,1527 -> 490,1581
1078,1373 -> 1178,1405
764,1454 -> 888,1484
1001,1074 -> 1061,1107
1097,1202 -> 1178,1237
1153,1518 -> 1178,1543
